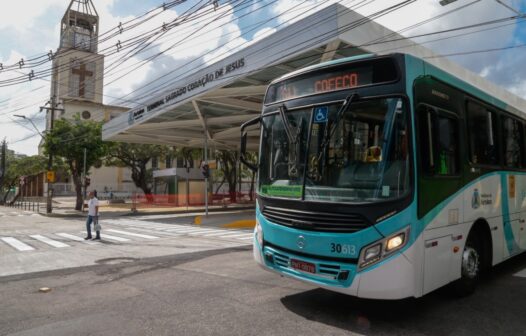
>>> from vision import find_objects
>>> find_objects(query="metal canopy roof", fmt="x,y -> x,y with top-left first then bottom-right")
102,3 -> 526,150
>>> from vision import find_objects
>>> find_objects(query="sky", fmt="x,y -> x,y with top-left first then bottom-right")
0,0 -> 524,155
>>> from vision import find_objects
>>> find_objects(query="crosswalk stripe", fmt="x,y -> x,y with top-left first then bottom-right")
55,233 -> 99,244
30,235 -> 70,248
162,227 -> 210,233
106,229 -> 158,239
214,233 -> 253,238
106,220 -> 179,230
80,232 -> 130,242
202,230 -> 248,237
124,227 -> 182,237
1,237 -> 34,251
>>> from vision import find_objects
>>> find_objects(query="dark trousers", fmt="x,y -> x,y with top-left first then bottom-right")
86,215 -> 100,238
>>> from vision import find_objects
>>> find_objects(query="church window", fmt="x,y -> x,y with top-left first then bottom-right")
82,111 -> 91,120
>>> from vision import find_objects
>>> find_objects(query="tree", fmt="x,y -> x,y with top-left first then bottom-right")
0,155 -> 49,204
105,143 -> 171,203
43,117 -> 109,210
240,151 -> 258,201
215,150 -> 238,203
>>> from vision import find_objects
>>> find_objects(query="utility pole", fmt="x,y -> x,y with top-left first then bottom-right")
0,139 -> 6,198
83,148 -> 87,199
40,95 -> 64,213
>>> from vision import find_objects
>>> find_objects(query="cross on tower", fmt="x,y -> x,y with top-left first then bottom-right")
71,63 -> 93,97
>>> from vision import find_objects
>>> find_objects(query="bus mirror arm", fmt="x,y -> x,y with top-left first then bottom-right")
240,116 -> 261,172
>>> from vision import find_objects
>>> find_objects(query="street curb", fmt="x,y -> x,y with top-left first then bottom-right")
37,205 -> 255,219
120,205 -> 255,217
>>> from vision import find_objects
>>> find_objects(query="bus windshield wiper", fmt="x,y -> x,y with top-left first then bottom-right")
278,104 -> 303,177
316,93 -> 358,165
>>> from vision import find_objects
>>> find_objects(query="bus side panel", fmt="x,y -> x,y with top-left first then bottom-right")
462,174 -> 506,262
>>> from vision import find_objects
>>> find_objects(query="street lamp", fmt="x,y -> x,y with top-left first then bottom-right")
13,114 -> 44,138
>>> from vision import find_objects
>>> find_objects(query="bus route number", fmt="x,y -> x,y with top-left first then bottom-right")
330,243 -> 355,255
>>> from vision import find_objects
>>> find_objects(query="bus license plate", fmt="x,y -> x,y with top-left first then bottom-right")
290,259 -> 315,273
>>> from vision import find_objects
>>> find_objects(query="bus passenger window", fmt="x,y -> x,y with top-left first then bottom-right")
418,106 -> 459,176
502,117 -> 523,168
467,102 -> 498,165
436,116 -> 459,175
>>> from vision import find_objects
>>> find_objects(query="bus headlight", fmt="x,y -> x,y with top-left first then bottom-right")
256,219 -> 263,247
358,227 -> 410,270
364,243 -> 382,262
386,232 -> 405,252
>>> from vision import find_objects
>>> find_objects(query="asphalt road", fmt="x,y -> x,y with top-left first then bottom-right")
2,207 -> 526,336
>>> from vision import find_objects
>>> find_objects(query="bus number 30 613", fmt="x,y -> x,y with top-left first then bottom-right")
330,243 -> 355,254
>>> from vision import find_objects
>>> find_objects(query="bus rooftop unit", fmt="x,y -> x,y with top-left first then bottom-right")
240,53 -> 526,299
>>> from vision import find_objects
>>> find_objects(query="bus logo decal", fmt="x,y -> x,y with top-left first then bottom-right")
297,236 -> 306,249
472,188 -> 481,209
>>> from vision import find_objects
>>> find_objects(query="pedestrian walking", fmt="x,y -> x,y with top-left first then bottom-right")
84,190 -> 101,240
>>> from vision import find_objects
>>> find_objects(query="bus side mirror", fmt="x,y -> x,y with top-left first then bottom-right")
240,116 -> 261,172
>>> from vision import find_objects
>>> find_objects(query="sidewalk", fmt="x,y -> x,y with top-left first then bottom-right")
42,197 -> 256,219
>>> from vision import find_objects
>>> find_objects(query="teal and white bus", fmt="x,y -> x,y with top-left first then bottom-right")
240,53 -> 526,299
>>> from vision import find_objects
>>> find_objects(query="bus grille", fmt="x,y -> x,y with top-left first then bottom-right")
261,206 -> 369,233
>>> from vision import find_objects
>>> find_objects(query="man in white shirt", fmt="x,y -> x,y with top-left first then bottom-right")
85,191 -> 101,240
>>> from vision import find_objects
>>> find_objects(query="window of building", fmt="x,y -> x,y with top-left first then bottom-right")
81,110 -> 91,120
176,157 -> 184,168
165,155 -> 172,168
502,116 -> 523,168
466,101 -> 498,165
418,105 -> 459,176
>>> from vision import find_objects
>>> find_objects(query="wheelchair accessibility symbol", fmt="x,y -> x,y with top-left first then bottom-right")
313,106 -> 328,123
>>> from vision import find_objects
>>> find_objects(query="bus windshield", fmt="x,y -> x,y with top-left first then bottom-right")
258,97 -> 410,203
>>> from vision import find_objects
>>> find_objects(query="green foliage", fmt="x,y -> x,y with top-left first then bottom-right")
42,116 -> 109,210
105,143 -> 171,200
43,117 -> 109,176
0,154 -> 49,203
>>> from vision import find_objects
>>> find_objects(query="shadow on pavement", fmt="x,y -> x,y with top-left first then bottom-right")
280,253 -> 526,335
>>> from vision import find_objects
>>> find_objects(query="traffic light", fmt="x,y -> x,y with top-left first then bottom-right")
201,164 -> 210,178
85,177 -> 91,187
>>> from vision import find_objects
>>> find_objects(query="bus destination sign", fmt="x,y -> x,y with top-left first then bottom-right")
265,57 -> 398,104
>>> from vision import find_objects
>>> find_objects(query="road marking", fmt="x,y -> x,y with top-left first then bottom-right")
202,230 -> 248,237
79,232 -> 130,242
123,227 -> 182,237
162,227 -> 210,233
184,228 -> 224,234
514,268 -> 526,277
106,229 -> 158,239
1,237 -> 34,251
55,233 -> 99,244
29,235 -> 70,248
214,233 -> 253,238
30,235 -> 70,248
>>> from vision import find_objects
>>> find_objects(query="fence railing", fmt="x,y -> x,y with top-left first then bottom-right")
5,198 -> 44,213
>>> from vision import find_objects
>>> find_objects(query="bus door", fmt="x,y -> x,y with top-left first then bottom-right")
417,103 -> 463,293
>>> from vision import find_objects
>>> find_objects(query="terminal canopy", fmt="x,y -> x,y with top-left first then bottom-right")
103,3 -> 526,151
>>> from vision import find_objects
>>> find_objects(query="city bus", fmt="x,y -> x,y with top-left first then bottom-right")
240,53 -> 526,299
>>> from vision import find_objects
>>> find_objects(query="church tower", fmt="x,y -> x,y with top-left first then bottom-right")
43,0 -> 133,196
50,0 -> 105,125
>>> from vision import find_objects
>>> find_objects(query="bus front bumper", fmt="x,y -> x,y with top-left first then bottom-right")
254,237 -> 416,300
